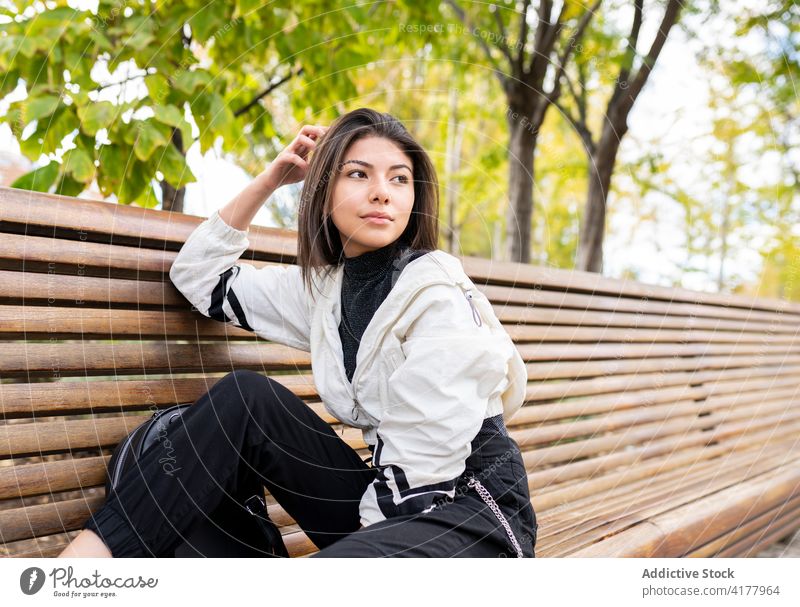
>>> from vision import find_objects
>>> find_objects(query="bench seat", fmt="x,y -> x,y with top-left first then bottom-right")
2,186 -> 799,558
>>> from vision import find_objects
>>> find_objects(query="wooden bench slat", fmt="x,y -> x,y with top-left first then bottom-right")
0,495 -> 104,544
462,255 -> 800,315
0,306 -> 259,340
0,375 -> 319,419
520,367 -> 799,423
1,415 -> 150,458
0,456 -> 110,500
522,363 -> 800,407
6,262 -> 799,329
524,405 -> 800,474
565,461 -> 800,557
481,284 -> 800,324
8,302 -> 800,343
518,341 -> 799,361
530,415 -> 800,502
685,492 -> 800,557
518,385 -> 800,448
728,509 -> 800,557
0,186 -> 297,258
2,535 -> 78,558
0,342 -> 310,378
525,353 -> 800,381
508,324 -> 800,343
501,305 -> 800,334
539,442 -> 794,555
542,447 -> 800,557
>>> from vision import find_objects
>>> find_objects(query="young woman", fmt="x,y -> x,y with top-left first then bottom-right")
59,108 -> 537,558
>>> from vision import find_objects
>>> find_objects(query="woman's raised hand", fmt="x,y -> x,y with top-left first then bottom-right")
259,124 -> 329,190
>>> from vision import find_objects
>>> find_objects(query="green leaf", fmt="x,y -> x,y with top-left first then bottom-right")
6,106 -> 24,139
77,102 -> 117,136
11,161 -> 59,192
18,36 -> 50,58
157,143 -> 196,189
88,29 -> 114,52
153,104 -> 184,128
135,183 -> 160,209
25,94 -> 62,122
190,4 -> 229,42
54,171 -> 86,197
133,120 -> 170,161
174,70 -> 212,95
19,125 -> 45,159
235,0 -> 262,18
118,159 -> 149,204
63,146 -> 95,181
96,144 -> 124,197
145,74 -> 170,105
128,30 -> 155,51
1,70 -> 20,98
42,106 -> 80,154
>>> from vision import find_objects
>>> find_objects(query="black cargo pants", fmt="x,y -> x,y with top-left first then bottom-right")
83,370 -> 537,557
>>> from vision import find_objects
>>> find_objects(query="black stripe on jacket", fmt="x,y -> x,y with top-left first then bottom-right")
209,266 -> 254,332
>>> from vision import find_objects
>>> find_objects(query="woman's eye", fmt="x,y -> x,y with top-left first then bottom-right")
346,170 -> 409,183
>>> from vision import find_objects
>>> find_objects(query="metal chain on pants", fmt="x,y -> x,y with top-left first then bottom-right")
467,476 -> 524,558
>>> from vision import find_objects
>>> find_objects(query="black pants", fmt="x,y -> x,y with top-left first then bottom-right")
83,370 -> 537,557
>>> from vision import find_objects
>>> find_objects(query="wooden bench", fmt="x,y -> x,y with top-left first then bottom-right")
2,185 -> 799,558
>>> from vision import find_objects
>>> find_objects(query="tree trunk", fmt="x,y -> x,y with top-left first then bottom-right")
160,129 -> 186,213
577,125 -> 622,273
506,103 -> 538,264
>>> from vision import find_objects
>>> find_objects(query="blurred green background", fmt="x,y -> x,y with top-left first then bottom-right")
0,0 -> 797,300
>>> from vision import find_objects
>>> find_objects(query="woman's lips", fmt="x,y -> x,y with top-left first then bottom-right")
363,216 -> 391,224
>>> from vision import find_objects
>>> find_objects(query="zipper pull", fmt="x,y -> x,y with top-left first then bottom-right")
464,289 -> 482,327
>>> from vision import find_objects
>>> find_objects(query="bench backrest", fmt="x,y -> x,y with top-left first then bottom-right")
2,187 -> 799,557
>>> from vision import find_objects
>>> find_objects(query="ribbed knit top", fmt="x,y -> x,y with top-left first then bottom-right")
339,240 -> 430,383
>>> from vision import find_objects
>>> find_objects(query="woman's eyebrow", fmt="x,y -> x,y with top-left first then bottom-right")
342,159 -> 412,173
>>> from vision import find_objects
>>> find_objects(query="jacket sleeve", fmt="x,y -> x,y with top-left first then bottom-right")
168,210 -> 311,352
358,282 -> 515,528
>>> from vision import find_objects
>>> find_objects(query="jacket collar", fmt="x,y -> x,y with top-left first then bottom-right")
313,250 -> 469,363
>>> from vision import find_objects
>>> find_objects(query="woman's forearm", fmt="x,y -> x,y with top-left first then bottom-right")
217,172 -> 277,232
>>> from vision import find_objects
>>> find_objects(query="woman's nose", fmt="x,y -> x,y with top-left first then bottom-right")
370,181 -> 390,203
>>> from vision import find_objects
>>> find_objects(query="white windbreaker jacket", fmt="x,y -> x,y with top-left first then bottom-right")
169,210 -> 528,528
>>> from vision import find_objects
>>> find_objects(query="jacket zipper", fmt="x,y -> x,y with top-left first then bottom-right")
462,288 -> 482,326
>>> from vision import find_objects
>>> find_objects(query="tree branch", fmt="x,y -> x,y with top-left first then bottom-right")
515,0 -> 533,74
612,0 -> 682,121
608,0 -> 643,112
445,0 -> 508,87
529,0 -> 553,77
234,66 -> 304,117
552,98 -> 595,155
491,3 -> 514,67
95,73 -> 147,93
546,0 -> 603,105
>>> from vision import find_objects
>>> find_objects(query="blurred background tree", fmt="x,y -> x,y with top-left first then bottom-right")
0,0 -> 796,301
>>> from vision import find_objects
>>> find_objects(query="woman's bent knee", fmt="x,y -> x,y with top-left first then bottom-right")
213,370 -> 292,424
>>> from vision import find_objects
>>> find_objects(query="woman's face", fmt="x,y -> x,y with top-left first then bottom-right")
329,136 -> 415,258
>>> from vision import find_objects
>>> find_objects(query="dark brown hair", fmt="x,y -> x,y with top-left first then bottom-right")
296,108 -> 440,296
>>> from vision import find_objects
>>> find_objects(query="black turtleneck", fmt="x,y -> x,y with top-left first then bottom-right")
339,240 -> 430,383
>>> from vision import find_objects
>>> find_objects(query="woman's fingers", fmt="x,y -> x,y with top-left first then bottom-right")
301,124 -> 328,139
293,133 -> 319,158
